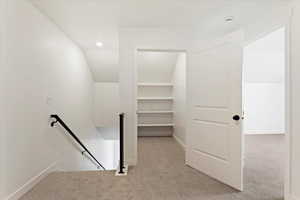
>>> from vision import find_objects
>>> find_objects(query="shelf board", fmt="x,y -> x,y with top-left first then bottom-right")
137,110 -> 174,114
138,123 -> 174,127
137,97 -> 173,101
138,83 -> 173,87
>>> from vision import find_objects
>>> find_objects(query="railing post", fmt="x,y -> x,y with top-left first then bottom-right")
119,113 -> 125,174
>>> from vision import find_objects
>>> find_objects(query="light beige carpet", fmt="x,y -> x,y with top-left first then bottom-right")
20,135 -> 284,200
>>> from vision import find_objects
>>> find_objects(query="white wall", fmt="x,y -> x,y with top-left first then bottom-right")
1,0 -> 114,199
290,2 -> 300,199
94,82 -> 120,127
243,28 -> 285,134
172,53 -> 186,146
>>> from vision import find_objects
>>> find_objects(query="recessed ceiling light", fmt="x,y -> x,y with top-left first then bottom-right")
225,16 -> 234,22
96,42 -> 103,47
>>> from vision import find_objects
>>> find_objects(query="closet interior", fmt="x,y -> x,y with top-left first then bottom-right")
136,50 -> 186,137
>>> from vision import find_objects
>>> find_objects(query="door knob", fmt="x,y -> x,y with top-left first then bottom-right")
233,115 -> 240,121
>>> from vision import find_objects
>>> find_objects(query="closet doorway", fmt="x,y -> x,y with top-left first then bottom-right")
135,49 -> 187,144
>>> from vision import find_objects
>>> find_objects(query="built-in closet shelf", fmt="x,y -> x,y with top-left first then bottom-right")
137,97 -> 173,101
138,83 -> 173,87
138,123 -> 174,127
137,110 -> 174,114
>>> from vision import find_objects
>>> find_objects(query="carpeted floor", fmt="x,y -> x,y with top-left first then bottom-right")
20,135 -> 284,200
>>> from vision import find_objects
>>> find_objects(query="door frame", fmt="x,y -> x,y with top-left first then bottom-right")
284,20 -> 291,200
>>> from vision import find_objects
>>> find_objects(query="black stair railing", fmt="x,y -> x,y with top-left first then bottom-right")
50,114 -> 106,170
118,113 -> 125,174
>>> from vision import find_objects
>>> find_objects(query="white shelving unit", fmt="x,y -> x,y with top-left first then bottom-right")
138,123 -> 175,127
138,82 -> 173,87
137,83 -> 174,136
137,97 -> 173,101
136,51 -> 186,138
137,110 -> 174,114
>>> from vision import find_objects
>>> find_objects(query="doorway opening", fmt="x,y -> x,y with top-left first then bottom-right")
242,27 -> 286,198
135,49 -> 187,158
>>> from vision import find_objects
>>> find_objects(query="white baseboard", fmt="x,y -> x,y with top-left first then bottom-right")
5,162 -> 58,200
173,134 -> 186,150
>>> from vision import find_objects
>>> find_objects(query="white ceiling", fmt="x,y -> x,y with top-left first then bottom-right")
29,0 -> 292,82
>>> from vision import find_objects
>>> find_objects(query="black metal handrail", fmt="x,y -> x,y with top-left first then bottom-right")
118,113 -> 125,174
50,114 -> 106,170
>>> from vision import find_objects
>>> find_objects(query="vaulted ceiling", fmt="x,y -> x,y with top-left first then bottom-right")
29,0 -> 292,82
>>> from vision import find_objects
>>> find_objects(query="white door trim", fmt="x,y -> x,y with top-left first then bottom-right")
285,10 -> 292,200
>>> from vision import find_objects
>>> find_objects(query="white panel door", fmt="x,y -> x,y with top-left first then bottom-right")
186,40 -> 243,190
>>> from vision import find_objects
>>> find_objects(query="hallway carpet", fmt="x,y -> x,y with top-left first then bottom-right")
20,135 -> 284,200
